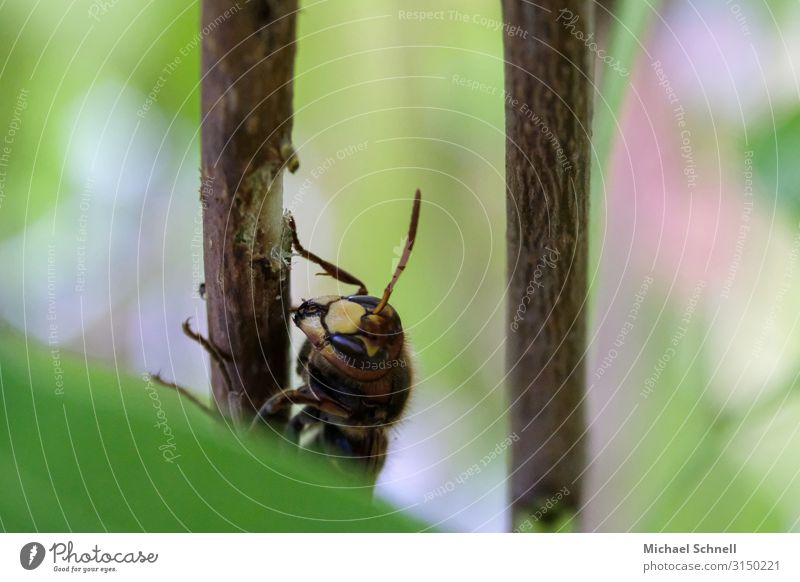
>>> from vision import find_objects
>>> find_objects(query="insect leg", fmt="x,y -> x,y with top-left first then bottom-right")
253,384 -> 351,424
286,214 -> 368,295
182,317 -> 235,395
149,372 -> 216,418
285,407 -> 322,444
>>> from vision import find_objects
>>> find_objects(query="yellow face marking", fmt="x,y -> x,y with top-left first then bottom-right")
324,300 -> 367,334
362,313 -> 387,328
375,305 -> 395,319
360,336 -> 382,357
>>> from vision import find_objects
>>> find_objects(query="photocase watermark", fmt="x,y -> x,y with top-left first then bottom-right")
397,9 -> 445,22
594,274 -> 653,379
75,177 -> 94,294
720,150 -> 754,300
142,373 -> 181,463
137,3 -> 243,117
751,224 -> 800,360
20,542 -> 46,570
21,539 -> 160,572
287,140 -> 369,213
423,432 -> 519,502
0,87 -> 29,210
557,9 -> 629,77
335,352 -> 408,372
47,245 -> 65,396
510,246 -> 560,332
452,74 -> 499,97
41,540 -> 158,574
513,486 -> 571,532
516,103 -> 573,172
397,9 -> 528,38
726,0 -> 752,37
87,0 -> 121,22
640,280 -> 706,399
452,74 -> 573,172
447,10 -> 528,38
651,60 -> 697,190
191,175 -> 214,299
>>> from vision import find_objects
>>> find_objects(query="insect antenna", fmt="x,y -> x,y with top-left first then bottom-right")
373,189 -> 422,315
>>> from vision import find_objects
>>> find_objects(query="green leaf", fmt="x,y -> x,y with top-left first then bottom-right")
0,330 -> 422,532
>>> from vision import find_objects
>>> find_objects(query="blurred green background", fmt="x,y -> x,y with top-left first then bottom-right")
1,0 -> 800,532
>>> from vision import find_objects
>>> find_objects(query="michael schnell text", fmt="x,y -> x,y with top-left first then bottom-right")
644,543 -> 737,555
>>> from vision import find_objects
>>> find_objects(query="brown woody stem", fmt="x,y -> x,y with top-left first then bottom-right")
502,0 -> 594,530
201,0 -> 299,419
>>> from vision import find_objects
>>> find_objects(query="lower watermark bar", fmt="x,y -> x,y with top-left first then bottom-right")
0,534 -> 797,579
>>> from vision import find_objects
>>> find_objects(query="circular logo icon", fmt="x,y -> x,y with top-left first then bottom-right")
19,542 -> 46,570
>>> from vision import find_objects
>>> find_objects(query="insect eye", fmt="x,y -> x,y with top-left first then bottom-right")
299,301 -> 324,316
329,333 -> 367,359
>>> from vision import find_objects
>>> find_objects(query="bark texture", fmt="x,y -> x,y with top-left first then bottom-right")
201,0 -> 298,419
502,0 -> 593,528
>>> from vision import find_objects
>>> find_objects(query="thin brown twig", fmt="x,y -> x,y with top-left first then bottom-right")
200,0 -> 297,417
